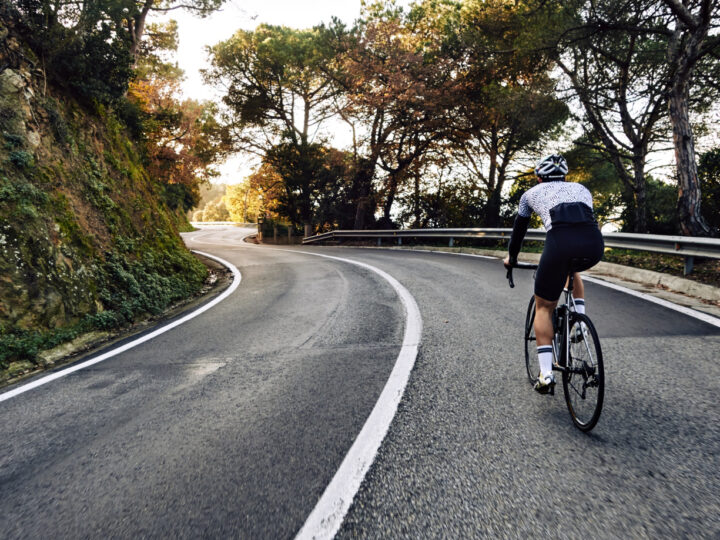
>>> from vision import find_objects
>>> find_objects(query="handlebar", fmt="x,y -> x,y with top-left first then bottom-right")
505,261 -> 538,288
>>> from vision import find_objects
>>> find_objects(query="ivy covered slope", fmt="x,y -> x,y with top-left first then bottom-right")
0,27 -> 207,377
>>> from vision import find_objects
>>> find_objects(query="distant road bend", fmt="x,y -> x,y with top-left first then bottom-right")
0,225 -> 718,538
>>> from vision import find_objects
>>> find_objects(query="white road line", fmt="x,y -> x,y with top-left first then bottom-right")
401,248 -> 497,260
0,251 -> 241,403
280,249 -> 422,540
184,228 -> 257,247
582,275 -> 720,328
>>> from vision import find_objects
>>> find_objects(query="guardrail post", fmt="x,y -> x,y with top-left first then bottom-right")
684,256 -> 694,275
449,237 -> 454,247
377,238 -> 381,247
288,226 -> 292,243
273,225 -> 278,243
398,237 -> 402,246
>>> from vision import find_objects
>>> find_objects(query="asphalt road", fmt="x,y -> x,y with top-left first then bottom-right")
1,226 -> 718,538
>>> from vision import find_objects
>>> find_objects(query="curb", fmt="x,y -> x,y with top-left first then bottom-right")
591,261 -> 720,302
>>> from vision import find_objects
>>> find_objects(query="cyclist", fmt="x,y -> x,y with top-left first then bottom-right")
503,154 -> 604,394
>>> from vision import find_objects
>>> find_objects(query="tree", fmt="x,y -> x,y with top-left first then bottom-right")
262,139 -> 329,229
242,162 -> 285,221
552,0 -> 720,235
127,0 -> 226,64
444,0 -> 569,227
661,0 -> 720,236
225,181 -> 263,223
550,0 -> 673,233
10,0 -> 227,103
698,147 -> 720,232
396,162 -> 485,228
336,2 -> 456,228
128,19 -> 228,212
564,141 -> 625,229
206,24 -> 342,234
196,197 -> 230,221
12,0 -> 135,103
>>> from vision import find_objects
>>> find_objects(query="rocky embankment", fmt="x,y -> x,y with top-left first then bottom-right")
0,20 -> 206,380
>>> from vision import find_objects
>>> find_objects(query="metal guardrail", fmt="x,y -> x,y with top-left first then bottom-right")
302,228 -> 720,274
190,221 -> 256,227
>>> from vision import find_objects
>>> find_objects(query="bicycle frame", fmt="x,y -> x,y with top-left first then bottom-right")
552,279 -> 579,374
508,261 -> 605,431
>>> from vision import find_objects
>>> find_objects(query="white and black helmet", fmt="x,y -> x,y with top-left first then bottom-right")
535,154 -> 568,180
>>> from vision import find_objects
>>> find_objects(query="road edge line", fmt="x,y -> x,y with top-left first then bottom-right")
582,275 -> 720,328
282,250 -> 422,540
0,251 -> 242,403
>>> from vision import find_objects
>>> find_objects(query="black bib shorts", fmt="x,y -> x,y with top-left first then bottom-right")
535,223 -> 604,301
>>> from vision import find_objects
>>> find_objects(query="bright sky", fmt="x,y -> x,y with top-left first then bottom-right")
156,1 -> 413,184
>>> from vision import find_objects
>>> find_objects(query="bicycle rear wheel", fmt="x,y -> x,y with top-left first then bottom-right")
562,313 -> 604,431
523,296 -> 537,384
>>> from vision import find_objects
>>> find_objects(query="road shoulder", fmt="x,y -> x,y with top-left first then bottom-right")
382,246 -> 720,320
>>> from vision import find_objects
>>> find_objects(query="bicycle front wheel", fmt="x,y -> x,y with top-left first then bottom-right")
562,313 -> 604,432
523,295 -> 537,384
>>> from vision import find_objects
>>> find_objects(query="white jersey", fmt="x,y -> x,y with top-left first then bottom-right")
518,181 -> 594,231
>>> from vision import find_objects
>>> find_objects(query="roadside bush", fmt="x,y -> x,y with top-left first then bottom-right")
43,98 -> 70,145
163,183 -> 200,212
698,148 -> 720,233
8,150 -> 33,169
621,178 -> 678,234
3,133 -> 24,149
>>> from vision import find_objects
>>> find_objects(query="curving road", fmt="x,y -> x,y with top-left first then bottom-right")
0,226 -> 718,538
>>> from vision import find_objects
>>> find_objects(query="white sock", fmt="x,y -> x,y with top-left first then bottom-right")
537,346 -> 553,378
575,299 -> 586,315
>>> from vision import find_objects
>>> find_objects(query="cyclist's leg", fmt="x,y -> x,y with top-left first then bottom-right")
534,229 -> 570,383
534,295 -> 557,387
566,273 -> 585,313
563,223 -> 603,313
534,295 -> 557,347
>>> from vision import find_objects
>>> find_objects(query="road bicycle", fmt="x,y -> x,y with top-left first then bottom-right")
506,259 -> 604,432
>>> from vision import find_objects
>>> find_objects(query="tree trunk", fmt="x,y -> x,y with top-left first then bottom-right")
413,172 -> 420,228
482,188 -> 502,228
381,174 -> 399,226
353,159 -> 375,230
669,83 -> 711,236
631,155 -> 648,233
129,0 -> 153,66
354,197 -> 368,230
482,134 -> 500,227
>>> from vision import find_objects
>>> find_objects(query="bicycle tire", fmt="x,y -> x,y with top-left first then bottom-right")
523,295 -> 537,384
561,312 -> 604,432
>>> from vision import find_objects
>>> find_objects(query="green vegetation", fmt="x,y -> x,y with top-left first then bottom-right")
0,13 -> 212,374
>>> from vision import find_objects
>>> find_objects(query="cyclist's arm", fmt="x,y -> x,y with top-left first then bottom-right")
507,193 -> 532,265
